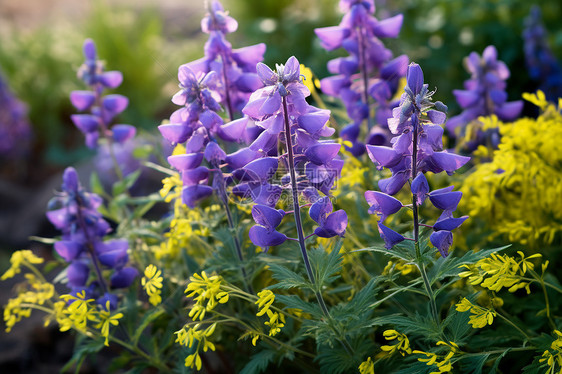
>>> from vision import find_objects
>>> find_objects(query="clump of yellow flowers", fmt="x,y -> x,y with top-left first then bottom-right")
253,289 -> 285,345
460,91 -> 562,249
414,340 -> 461,374
142,264 -> 163,306
540,330 -> 562,373
380,329 -> 412,356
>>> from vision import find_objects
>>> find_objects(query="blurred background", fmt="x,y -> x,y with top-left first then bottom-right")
0,0 -> 560,369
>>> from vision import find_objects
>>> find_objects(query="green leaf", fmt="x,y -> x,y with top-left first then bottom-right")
275,294 -> 323,319
90,171 -> 106,197
132,144 -> 154,159
268,263 -> 313,291
132,308 -> 166,346
112,169 -> 142,196
61,336 -> 104,373
239,350 -> 276,374
309,243 -> 343,290
458,353 -> 490,374
488,348 -> 511,373
353,240 -> 416,263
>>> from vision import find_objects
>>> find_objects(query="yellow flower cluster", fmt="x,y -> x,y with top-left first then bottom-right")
253,289 -> 285,345
4,273 -> 54,332
540,330 -> 562,373
58,291 -> 123,346
455,298 -> 496,328
142,264 -> 163,306
334,148 -> 368,196
380,329 -> 412,356
300,64 -> 320,94
185,272 -> 229,321
413,341 -> 460,374
358,356 -> 374,374
458,251 -> 543,294
1,249 -> 44,280
460,91 -> 562,249
175,323 -> 217,371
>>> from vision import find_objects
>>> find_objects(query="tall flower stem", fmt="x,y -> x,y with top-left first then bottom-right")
411,117 -> 439,324
282,96 -> 354,356
215,167 -> 253,294
356,26 -> 372,130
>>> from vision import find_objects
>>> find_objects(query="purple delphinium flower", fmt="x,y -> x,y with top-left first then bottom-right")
523,6 -> 562,102
447,46 -> 523,144
70,39 -> 135,150
315,0 -> 408,156
0,71 -> 32,159
47,167 -> 138,309
185,0 -> 266,121
239,55 -> 346,272
364,63 -> 470,257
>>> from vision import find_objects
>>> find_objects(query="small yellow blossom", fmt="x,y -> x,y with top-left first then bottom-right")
413,340 -> 461,374
255,290 -> 275,317
300,64 -> 320,93
59,291 -> 98,332
455,298 -> 496,329
142,264 -> 163,306
264,309 -> 285,337
185,272 -> 229,321
1,250 -> 44,280
94,301 -> 124,346
176,323 -> 217,371
358,356 -> 374,374
380,329 -> 412,356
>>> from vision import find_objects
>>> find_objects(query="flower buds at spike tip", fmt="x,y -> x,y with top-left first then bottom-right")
406,63 -> 424,96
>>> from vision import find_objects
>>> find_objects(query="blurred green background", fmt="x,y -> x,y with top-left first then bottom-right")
0,0 -> 560,175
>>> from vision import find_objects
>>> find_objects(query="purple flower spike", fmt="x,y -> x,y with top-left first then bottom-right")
377,223 -> 405,250
430,230 -> 453,258
411,172 -> 429,205
364,191 -> 402,221
406,63 -> 424,95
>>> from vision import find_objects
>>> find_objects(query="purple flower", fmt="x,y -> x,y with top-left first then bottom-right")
71,39 -> 135,150
315,0 -> 408,155
0,71 -> 32,158
363,63 -> 469,256
47,167 -> 137,305
447,46 -> 523,147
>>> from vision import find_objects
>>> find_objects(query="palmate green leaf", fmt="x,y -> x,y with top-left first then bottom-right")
353,240 -> 417,263
268,263 -> 313,291
112,169 -> 142,197
239,350 -> 276,374
369,313 -> 442,341
60,335 -> 105,373
275,294 -> 323,319
488,348 -> 512,373
309,242 -> 343,290
132,307 -> 166,346
457,353 -> 491,374
442,304 -> 473,344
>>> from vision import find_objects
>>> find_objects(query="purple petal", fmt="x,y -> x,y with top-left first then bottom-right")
373,14 -> 403,38
83,39 -> 96,60
406,63 -> 424,95
182,184 -> 213,208
112,124 -> 136,143
63,167 -> 80,192
249,130 -> 277,153
219,117 -> 249,141
258,114 -> 284,134
253,183 -> 282,207
252,204 -> 284,230
47,208 -> 70,230
411,172 -> 429,205
110,267 -> 138,289
319,76 -> 348,96
309,197 -> 333,224
235,73 -> 263,92
433,216 -> 468,231
103,94 -> 128,114
97,239 -> 129,268
378,223 -> 405,250
97,293 -> 118,311
314,26 -> 349,51
67,261 -> 89,288
226,148 -> 260,169
70,91 -> 96,111
305,143 -> 341,165
182,166 -> 209,186
380,55 -> 409,80
99,71 -> 123,89
430,152 -> 471,172
260,91 -> 282,115
249,225 -> 287,247
54,240 -> 82,262
315,210 -> 347,238
366,145 -> 402,169
297,109 -> 331,134
256,62 -> 277,86
283,56 -> 300,82
427,110 -> 446,125
430,231 -> 453,257
232,43 -> 266,67
364,190 -> 402,221
204,142 -> 227,163
243,157 -> 278,180
495,101 -> 523,121
199,109 -> 223,129
168,153 -> 204,171
71,114 -> 99,133
158,123 -> 191,144
429,190 -> 462,211
378,172 -> 409,195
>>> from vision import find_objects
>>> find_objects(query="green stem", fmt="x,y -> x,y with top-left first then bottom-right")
496,312 -> 531,341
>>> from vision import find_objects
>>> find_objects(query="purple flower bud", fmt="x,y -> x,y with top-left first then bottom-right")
430,230 -> 453,258
411,172 -> 429,205
54,241 -> 82,262
110,267 -> 139,289
377,223 -> 405,250
249,225 -> 287,247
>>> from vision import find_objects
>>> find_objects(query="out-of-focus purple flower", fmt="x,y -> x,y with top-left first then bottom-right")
0,71 -> 33,159
71,39 -> 135,150
523,6 -> 562,101
447,46 -> 523,142
364,63 -> 469,257
47,167 -> 137,308
315,0 -> 408,155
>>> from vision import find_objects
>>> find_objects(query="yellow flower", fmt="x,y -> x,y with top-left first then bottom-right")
300,64 -> 320,93
94,301 -> 124,346
455,298 -> 496,329
264,309 -> 285,337
380,329 -> 412,356
1,250 -> 44,280
255,290 -> 275,317
539,330 -> 562,372
176,323 -> 217,370
413,340 -> 461,374
185,272 -> 229,321
59,291 -> 98,332
358,357 -> 374,374
142,264 -> 163,306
